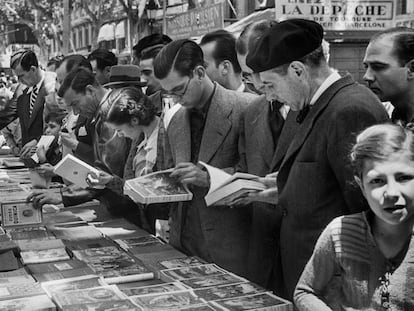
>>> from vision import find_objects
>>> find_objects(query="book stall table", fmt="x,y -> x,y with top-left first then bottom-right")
0,158 -> 293,311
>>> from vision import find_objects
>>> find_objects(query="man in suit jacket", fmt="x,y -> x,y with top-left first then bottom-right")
247,19 -> 390,299
200,30 -> 245,92
154,39 -> 258,276
0,50 -> 61,157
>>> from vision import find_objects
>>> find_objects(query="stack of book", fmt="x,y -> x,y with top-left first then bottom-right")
71,245 -> 154,284
42,275 -> 139,310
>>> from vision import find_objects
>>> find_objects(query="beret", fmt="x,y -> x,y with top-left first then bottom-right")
246,19 -> 323,73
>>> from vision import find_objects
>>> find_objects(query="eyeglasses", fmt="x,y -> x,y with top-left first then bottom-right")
169,76 -> 192,97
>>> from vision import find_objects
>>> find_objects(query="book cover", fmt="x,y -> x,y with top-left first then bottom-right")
20,248 -> 70,265
0,240 -> 19,256
114,236 -> 164,250
180,273 -> 247,290
65,238 -> 115,252
16,238 -> 65,251
0,250 -> 19,271
194,282 -> 265,301
210,293 -> 293,311
199,162 -> 267,207
120,282 -> 188,297
31,135 -> 56,163
159,257 -> 206,269
41,275 -> 105,297
72,246 -> 154,284
2,158 -> 26,169
52,285 -> 125,307
0,282 -> 45,301
48,224 -> 103,241
27,259 -> 89,274
1,201 -> 42,228
160,264 -> 226,281
33,267 -> 96,283
124,169 -> 193,204
61,300 -> 141,311
0,184 -> 30,202
131,290 -> 205,311
0,294 -> 56,311
8,226 -> 52,240
53,154 -> 101,189
0,268 -> 36,284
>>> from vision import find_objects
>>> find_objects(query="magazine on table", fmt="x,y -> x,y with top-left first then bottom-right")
124,168 -> 193,204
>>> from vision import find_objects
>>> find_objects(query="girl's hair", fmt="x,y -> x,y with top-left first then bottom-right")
106,87 -> 156,126
350,123 -> 414,177
45,112 -> 66,126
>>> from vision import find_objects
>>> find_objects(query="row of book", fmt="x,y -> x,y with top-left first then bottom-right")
0,164 -> 291,310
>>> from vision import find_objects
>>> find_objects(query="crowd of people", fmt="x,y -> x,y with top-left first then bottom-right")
0,18 -> 412,310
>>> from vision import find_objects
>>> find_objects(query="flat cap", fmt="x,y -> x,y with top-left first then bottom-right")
247,19 -> 323,73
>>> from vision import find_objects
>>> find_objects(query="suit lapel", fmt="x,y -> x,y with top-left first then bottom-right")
269,110 -> 299,172
198,85 -> 232,164
278,76 -> 354,171
28,83 -> 45,128
167,107 -> 191,164
251,101 -> 274,168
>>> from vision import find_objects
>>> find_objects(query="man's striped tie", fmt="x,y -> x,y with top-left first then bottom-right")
29,84 -> 38,116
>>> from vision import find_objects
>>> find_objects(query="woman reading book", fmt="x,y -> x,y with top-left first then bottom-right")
86,87 -> 168,234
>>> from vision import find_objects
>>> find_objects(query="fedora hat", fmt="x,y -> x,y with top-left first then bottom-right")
103,64 -> 146,88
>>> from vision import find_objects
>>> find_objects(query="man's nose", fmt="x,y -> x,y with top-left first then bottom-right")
363,67 -> 374,83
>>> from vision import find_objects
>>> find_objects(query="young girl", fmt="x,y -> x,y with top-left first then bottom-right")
294,123 -> 414,310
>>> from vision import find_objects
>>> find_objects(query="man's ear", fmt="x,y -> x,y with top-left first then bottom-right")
220,61 -> 231,76
104,66 -> 111,78
194,65 -> 206,79
30,66 -> 37,73
85,84 -> 95,96
406,59 -> 414,80
289,61 -> 304,77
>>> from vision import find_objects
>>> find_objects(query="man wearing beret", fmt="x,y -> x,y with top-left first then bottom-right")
246,19 -> 389,299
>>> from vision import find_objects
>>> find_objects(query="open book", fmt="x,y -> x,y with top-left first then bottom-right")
200,161 -> 267,207
53,154 -> 100,189
124,169 -> 193,204
31,135 -> 55,163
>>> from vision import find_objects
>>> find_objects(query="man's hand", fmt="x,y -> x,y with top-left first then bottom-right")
86,170 -> 112,189
170,162 -> 210,188
27,189 -> 62,209
35,163 -> 55,178
59,131 -> 79,151
230,171 -> 279,206
20,139 -> 37,158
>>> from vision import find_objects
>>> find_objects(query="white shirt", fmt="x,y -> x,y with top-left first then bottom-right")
27,70 -> 45,94
309,71 -> 341,106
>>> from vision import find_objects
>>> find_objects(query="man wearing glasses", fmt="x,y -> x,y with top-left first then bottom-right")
153,39 -> 258,277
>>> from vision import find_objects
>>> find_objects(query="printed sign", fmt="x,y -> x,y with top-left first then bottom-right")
166,2 -> 224,39
276,0 -> 394,30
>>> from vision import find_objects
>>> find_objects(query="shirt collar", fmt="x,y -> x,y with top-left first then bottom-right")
309,70 -> 341,106
28,69 -> 45,93
235,82 -> 245,93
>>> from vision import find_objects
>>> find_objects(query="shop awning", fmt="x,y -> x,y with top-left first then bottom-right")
115,20 -> 126,39
97,23 -> 115,42
225,8 -> 275,37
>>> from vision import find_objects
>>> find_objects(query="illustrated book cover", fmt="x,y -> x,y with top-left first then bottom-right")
20,247 -> 70,264
0,294 -> 56,311
124,169 -> 193,204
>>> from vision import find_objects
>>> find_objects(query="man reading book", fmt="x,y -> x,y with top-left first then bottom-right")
153,39 -> 258,277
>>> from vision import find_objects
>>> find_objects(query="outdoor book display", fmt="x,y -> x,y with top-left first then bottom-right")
0,156 -> 292,310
